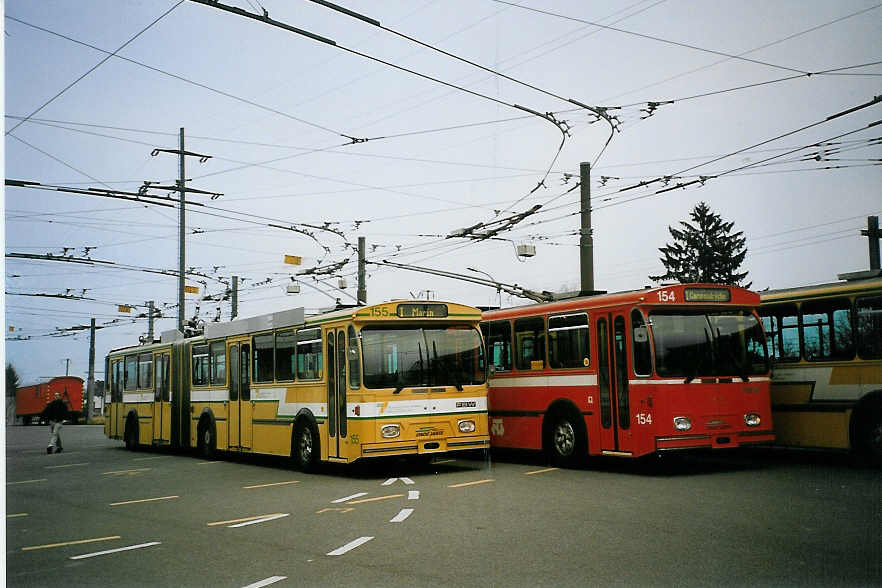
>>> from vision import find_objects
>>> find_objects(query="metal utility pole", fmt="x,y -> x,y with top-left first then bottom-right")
65,358 -> 70,376
862,216 -> 880,271
579,162 -> 595,294
177,128 -> 186,332
147,300 -> 155,342
87,318 -> 95,421
357,237 -> 367,305
150,128 -> 216,333
231,275 -> 239,319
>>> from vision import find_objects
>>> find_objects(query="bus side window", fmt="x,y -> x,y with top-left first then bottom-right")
275,329 -> 296,382
296,328 -> 323,380
210,341 -> 226,386
482,320 -> 512,372
514,317 -> 545,371
631,310 -> 652,377
801,298 -> 854,361
124,355 -> 137,391
138,352 -> 153,389
192,344 -> 209,386
253,333 -> 274,383
855,296 -> 882,359
759,304 -> 800,361
548,313 -> 589,369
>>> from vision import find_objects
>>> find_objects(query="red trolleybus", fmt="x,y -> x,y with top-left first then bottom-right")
481,284 -> 773,464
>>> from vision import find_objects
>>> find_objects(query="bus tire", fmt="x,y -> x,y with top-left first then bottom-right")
544,407 -> 587,467
854,396 -> 882,466
293,420 -> 319,472
197,418 -> 216,460
124,417 -> 139,451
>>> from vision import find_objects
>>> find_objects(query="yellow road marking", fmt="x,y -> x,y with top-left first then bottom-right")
102,468 -> 151,475
207,513 -> 284,526
243,480 -> 300,489
132,456 -> 167,461
525,467 -> 559,475
110,495 -> 179,506
22,536 -> 121,551
45,462 -> 89,469
448,479 -> 495,488
346,493 -> 404,505
196,461 -> 220,465
7,479 -> 47,485
7,513 -> 29,518
316,507 -> 355,514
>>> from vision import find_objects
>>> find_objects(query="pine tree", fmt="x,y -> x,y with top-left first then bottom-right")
650,202 -> 750,287
6,363 -> 20,397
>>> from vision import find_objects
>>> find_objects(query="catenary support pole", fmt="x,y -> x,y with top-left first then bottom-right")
231,275 -> 239,319
178,128 -> 186,333
579,162 -> 594,294
357,237 -> 367,305
87,318 -> 95,421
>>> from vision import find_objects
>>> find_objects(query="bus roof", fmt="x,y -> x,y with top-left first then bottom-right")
760,275 -> 882,304
483,283 -> 759,320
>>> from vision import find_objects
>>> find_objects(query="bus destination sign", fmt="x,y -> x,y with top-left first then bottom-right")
684,287 -> 731,302
397,303 -> 449,318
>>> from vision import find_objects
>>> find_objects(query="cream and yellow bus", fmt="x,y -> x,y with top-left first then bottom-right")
105,301 -> 490,469
758,274 -> 882,462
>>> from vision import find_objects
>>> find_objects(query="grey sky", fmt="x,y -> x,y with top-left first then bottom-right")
4,0 -> 881,384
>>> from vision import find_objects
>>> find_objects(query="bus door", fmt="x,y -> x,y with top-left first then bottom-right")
152,353 -> 171,443
597,313 -> 635,455
326,329 -> 348,459
109,359 -> 123,439
228,341 -> 253,450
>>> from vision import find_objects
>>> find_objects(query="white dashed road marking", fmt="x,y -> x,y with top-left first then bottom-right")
332,492 -> 367,503
69,541 -> 161,560
242,576 -> 287,588
327,536 -> 374,556
390,508 -> 414,523
228,513 -> 290,528
408,490 -> 420,500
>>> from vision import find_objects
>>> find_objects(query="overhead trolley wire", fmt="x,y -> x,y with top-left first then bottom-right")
5,2 -> 184,136
4,14 -> 357,142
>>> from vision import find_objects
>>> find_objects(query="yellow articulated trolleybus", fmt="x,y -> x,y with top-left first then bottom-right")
104,301 -> 490,469
758,272 -> 882,461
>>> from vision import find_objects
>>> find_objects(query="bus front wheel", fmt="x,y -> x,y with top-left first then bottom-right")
545,410 -> 586,467
293,421 -> 318,472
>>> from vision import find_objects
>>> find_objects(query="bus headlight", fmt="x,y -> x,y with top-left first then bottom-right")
744,413 -> 761,427
673,416 -> 692,431
381,424 -> 401,438
458,419 -> 476,433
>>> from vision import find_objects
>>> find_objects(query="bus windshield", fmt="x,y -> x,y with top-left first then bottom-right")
361,326 -> 486,390
650,310 -> 769,380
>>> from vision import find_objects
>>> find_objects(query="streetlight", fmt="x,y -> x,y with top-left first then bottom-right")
467,267 -> 502,309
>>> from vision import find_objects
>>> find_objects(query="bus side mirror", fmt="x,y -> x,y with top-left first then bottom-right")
633,326 -> 648,343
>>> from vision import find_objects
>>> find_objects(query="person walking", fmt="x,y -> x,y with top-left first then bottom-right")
42,392 -> 69,454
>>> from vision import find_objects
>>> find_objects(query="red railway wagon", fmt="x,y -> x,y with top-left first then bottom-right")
15,376 -> 84,425
481,283 -> 774,464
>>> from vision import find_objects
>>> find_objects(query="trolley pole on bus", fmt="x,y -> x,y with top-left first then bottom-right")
579,162 -> 595,294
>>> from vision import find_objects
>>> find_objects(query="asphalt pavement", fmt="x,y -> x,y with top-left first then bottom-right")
5,425 -> 880,587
